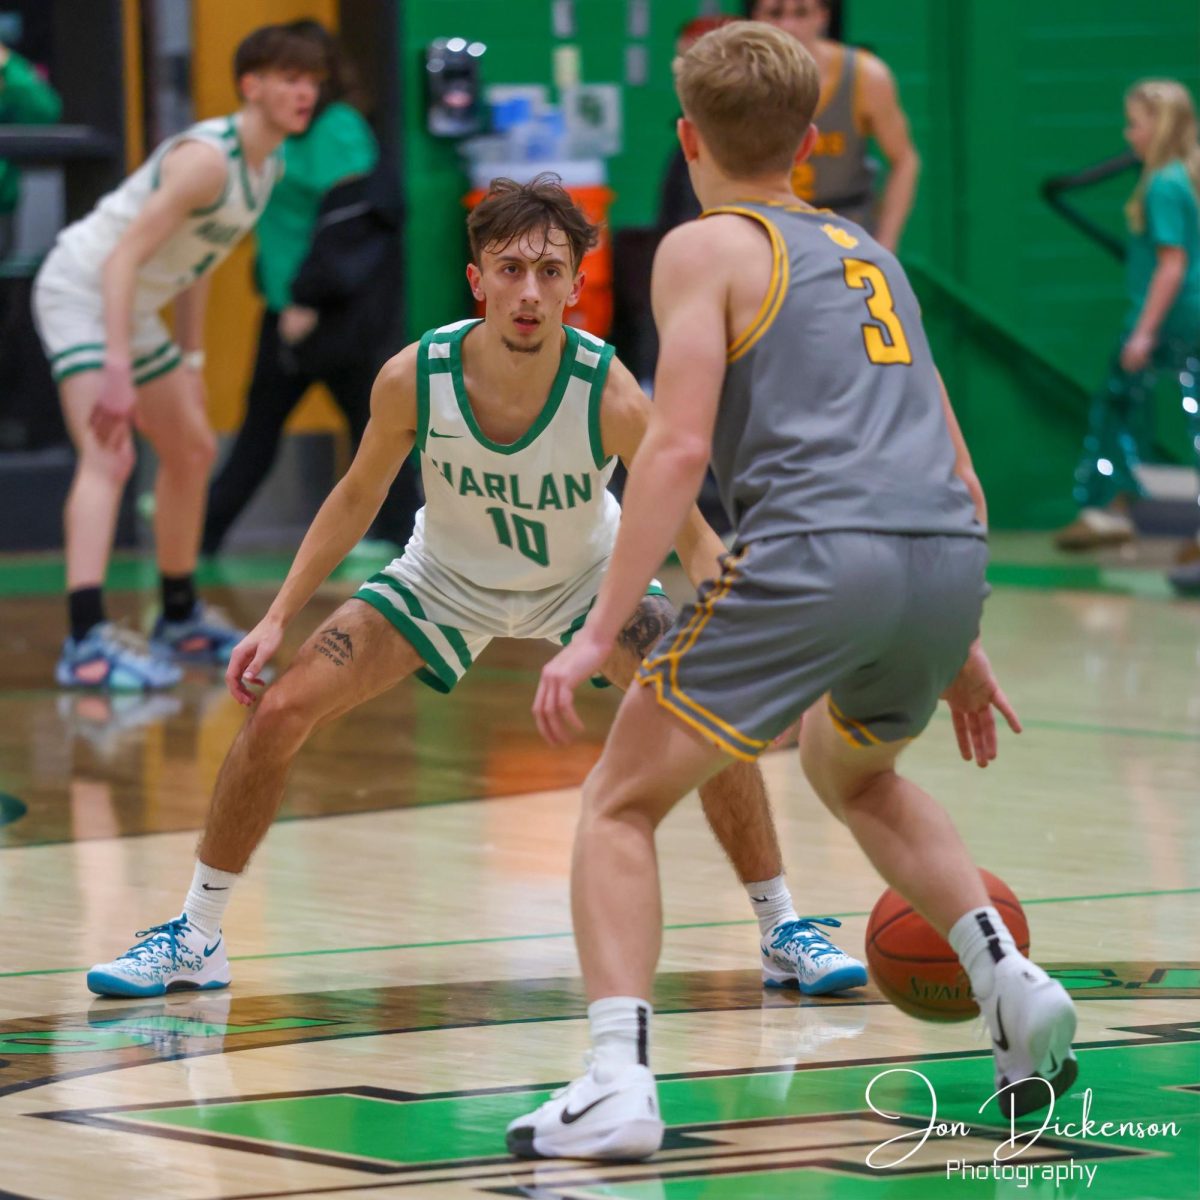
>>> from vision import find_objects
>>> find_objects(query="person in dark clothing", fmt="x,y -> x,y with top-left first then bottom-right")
203,21 -> 419,556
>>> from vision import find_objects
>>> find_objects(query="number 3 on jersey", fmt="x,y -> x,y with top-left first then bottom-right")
842,258 -> 912,365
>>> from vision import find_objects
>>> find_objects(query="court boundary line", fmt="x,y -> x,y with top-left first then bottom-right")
2,888 -> 1196,980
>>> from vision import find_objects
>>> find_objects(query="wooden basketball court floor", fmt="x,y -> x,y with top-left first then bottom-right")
0,543 -> 1197,1199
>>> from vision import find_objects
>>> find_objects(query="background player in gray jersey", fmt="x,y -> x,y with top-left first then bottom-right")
509,22 -> 1076,1163
747,0 -> 919,249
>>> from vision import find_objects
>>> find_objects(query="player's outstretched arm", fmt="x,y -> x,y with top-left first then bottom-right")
90,142 -> 227,449
599,357 -> 725,589
226,348 -> 419,703
858,53 -> 919,253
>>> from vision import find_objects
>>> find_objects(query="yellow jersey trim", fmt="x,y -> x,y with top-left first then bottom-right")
815,42 -> 844,120
641,548 -> 769,757
700,207 -> 789,363
828,696 -> 883,747
640,673 -> 761,763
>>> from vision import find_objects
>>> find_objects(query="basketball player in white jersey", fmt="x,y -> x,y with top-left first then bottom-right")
33,25 -> 322,691
87,175 -> 866,1000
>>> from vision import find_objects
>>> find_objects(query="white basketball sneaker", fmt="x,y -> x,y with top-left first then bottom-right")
87,916 -> 231,998
506,1059 -> 664,1161
761,917 -> 868,994
978,954 -> 1078,1118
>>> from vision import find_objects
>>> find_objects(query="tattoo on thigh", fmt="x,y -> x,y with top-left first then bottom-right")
618,595 -> 676,659
315,627 -> 355,668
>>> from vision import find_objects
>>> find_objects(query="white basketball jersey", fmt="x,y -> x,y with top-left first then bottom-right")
410,319 -> 622,592
51,114 -> 281,314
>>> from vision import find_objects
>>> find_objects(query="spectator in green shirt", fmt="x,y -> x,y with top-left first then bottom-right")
1056,79 -> 1200,566
0,40 -> 63,256
204,21 -> 418,555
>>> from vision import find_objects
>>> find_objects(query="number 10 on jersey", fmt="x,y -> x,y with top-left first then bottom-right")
486,507 -> 549,567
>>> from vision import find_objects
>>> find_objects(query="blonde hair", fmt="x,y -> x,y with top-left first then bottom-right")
1124,79 -> 1200,234
674,20 -> 820,178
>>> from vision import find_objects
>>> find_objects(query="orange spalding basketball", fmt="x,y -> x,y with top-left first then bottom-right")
865,870 -> 1030,1022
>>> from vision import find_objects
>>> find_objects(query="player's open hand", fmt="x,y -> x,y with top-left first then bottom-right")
226,617 -> 284,705
533,629 -> 612,745
89,362 -> 138,450
940,640 -> 1022,768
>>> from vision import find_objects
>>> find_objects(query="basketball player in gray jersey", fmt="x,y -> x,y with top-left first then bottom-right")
509,22 -> 1077,1162
748,0 -> 919,249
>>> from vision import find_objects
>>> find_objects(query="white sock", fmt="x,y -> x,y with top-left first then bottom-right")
745,875 -> 798,938
948,906 -> 1018,998
182,861 -> 240,940
588,996 -> 651,1081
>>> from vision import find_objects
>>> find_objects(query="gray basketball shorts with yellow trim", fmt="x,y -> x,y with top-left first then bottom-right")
637,532 -> 989,762
353,547 -> 665,694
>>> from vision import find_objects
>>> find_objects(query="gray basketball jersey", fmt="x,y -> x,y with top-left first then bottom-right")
790,46 -> 877,230
703,202 -> 982,544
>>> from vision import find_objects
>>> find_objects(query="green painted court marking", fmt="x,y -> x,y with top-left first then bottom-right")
0,551 -> 380,600
0,550 -> 1185,600
3,886 -> 1196,980
83,1039 -> 1198,1199
0,794 -> 26,827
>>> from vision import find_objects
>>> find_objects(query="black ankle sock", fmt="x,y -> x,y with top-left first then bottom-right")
161,573 -> 197,623
68,587 -> 105,642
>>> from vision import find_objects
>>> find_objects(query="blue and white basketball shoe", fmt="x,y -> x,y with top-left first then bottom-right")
761,916 -> 868,994
56,622 -> 182,691
87,916 -> 230,998
151,602 -> 244,664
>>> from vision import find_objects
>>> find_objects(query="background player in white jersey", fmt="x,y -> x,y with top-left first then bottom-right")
33,25 -> 322,691
510,24 -> 1076,1161
86,176 -> 865,1000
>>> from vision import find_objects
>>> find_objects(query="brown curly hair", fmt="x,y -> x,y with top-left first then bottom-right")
467,174 -> 600,272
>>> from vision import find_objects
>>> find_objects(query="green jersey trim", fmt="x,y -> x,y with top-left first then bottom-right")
449,322 -> 580,456
587,341 -> 617,468
147,126 -> 232,216
48,341 -> 105,365
415,331 -> 434,452
353,589 -> 458,694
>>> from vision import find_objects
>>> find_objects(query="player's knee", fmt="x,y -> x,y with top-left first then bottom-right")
81,442 -> 136,488
249,683 -> 319,752
579,761 -> 670,832
160,426 -> 217,477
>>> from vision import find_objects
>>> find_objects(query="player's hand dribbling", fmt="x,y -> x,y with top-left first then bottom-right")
940,640 -> 1022,768
534,628 -> 612,745
89,361 -> 138,450
226,618 -> 284,705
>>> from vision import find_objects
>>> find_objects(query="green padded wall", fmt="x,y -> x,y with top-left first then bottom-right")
848,0 -> 1200,525
398,0 -> 742,339
398,1 -> 1199,526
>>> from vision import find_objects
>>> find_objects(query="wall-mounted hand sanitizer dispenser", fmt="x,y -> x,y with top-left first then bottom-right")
425,38 -> 487,138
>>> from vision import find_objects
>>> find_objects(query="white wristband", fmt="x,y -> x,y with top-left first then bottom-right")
182,350 -> 206,371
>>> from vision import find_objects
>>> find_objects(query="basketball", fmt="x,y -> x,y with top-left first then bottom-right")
865,870 -> 1030,1022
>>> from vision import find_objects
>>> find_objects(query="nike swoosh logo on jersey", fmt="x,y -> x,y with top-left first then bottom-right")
561,1092 -> 617,1124
429,430 -> 463,439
